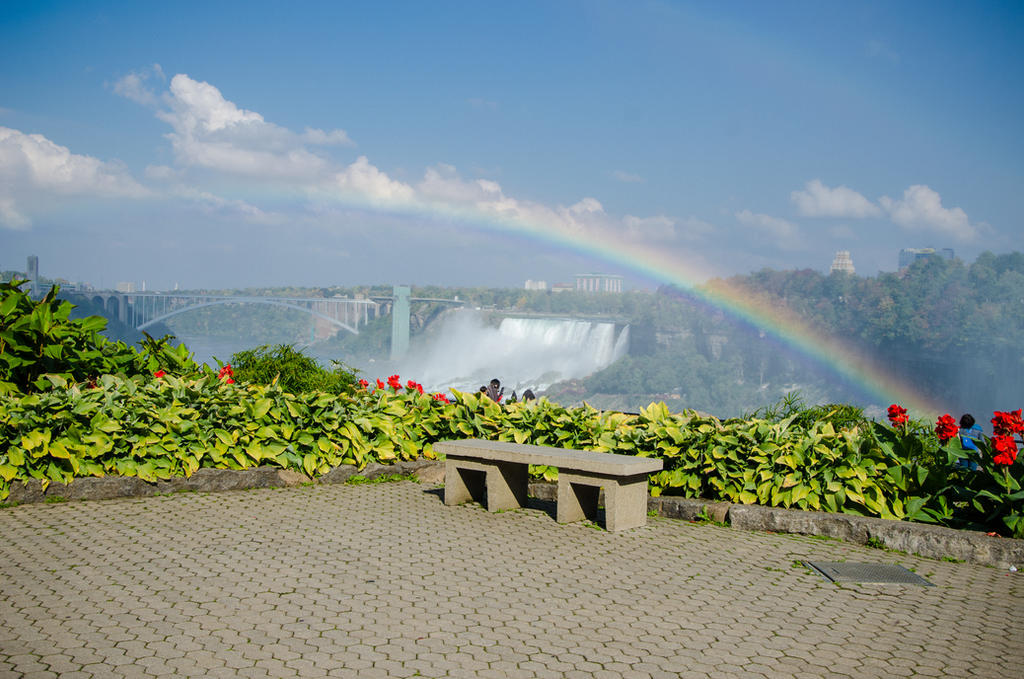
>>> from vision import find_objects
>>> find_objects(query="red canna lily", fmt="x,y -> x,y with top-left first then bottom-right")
887,404 -> 909,427
992,409 -> 1024,436
992,435 -> 1019,466
376,378 -> 385,390
153,369 -> 166,378
934,414 -> 958,444
358,378 -> 369,389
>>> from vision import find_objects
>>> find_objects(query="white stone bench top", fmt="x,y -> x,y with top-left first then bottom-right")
435,439 -> 663,476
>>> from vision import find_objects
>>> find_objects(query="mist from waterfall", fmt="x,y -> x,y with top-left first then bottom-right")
397,310 -> 629,394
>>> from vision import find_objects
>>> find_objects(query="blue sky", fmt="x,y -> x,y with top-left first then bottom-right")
1,0 -> 1021,290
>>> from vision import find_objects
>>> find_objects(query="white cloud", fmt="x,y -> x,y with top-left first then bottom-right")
174,187 -> 278,223
612,170 -> 645,184
146,74 -> 334,178
144,164 -> 182,181
111,71 -> 709,256
735,209 -> 800,242
161,73 -> 263,132
335,156 -> 415,203
0,197 -> 30,230
879,185 -> 976,241
569,197 -> 604,215
112,64 -> 165,106
0,126 -> 148,229
791,179 -> 881,218
418,163 -> 496,203
301,127 -> 354,146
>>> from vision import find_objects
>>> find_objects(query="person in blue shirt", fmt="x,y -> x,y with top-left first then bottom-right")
957,413 -> 983,470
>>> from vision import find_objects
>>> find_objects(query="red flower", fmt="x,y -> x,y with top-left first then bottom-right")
387,374 -> 402,391
887,404 -> 909,427
376,378 -> 385,390
224,377 -> 235,384
992,409 -> 1024,436
992,435 -> 1018,466
358,378 -> 369,389
432,392 -> 450,404
406,379 -> 424,395
934,414 -> 958,443
153,369 -> 166,378
218,364 -> 234,380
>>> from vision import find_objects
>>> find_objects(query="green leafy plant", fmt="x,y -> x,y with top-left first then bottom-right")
0,280 -> 144,394
229,344 -> 359,395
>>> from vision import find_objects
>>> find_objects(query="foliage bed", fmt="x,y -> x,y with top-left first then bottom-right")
1,281 -> 1022,537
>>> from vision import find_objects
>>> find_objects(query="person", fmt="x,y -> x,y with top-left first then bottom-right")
522,389 -> 536,402
957,414 -> 983,470
485,378 -> 504,403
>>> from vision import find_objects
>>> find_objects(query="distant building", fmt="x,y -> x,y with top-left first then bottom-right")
26,255 -> 39,296
524,279 -> 548,291
115,281 -> 137,293
550,283 -> 574,294
898,247 -> 954,269
574,273 -> 624,293
829,251 -> 855,275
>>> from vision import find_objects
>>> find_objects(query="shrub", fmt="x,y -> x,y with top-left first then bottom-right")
229,344 -> 359,395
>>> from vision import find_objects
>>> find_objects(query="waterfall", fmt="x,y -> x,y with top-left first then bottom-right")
397,311 -> 629,393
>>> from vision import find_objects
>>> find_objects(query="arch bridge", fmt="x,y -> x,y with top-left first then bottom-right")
88,292 -> 380,336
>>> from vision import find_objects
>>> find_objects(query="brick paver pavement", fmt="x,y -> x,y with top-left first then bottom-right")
1,481 -> 1021,678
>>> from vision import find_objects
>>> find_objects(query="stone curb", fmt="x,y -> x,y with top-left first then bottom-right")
527,478 -> 1023,570
3,458 -> 447,506
316,457 -> 445,484
5,467 -> 313,504
5,461 -> 1021,569
725,503 -> 1024,570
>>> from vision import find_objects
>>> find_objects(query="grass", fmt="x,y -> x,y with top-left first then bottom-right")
691,506 -> 729,527
345,472 -> 419,485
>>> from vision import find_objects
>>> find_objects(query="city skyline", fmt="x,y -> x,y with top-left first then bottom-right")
1,1 -> 1021,291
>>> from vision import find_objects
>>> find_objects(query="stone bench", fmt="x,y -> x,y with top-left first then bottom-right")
433,439 -> 664,531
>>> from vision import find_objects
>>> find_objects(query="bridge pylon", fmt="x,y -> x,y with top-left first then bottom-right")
390,285 -> 411,360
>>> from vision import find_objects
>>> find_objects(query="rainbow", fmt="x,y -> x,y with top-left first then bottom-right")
278,185 -> 945,416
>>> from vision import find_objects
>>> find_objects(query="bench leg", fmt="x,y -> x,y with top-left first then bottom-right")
445,459 -> 485,506
557,472 -> 650,531
444,457 -> 528,512
603,474 -> 651,532
486,461 -> 529,512
557,473 -> 600,524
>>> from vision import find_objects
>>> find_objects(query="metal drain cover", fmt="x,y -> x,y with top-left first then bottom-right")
805,561 -> 934,586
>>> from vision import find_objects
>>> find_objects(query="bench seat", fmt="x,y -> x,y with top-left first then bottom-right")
434,439 -> 663,531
